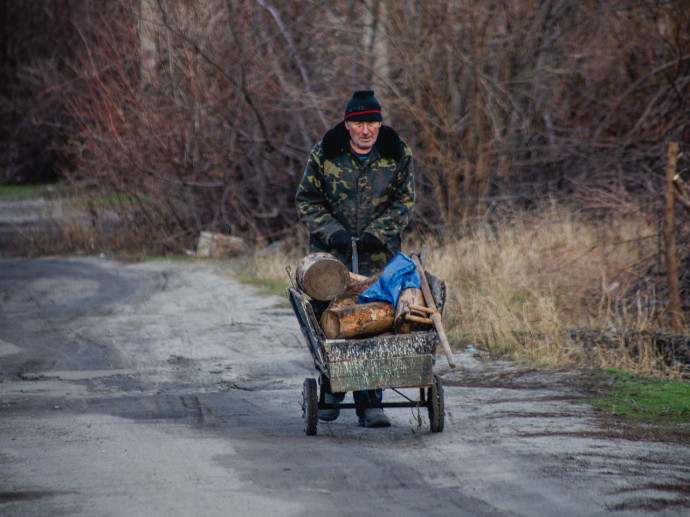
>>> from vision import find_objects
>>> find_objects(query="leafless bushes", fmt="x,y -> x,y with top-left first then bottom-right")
3,0 -> 689,253
58,0 -> 350,251
383,1 -> 689,230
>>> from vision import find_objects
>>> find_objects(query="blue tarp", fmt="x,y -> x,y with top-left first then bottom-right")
358,252 -> 421,309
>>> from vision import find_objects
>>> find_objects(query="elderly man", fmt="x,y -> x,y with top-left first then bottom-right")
295,90 -> 415,428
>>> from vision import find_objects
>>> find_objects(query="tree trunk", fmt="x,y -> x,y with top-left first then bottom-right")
138,0 -> 159,89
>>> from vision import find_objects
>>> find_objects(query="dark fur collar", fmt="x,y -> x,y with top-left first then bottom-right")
322,121 -> 403,162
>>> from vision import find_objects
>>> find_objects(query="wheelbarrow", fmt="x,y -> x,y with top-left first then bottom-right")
287,246 -> 447,435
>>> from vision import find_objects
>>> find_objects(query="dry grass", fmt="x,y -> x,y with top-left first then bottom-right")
3,191 -> 193,260
9,212 -> 147,260
416,203 -> 683,377
229,245 -> 303,297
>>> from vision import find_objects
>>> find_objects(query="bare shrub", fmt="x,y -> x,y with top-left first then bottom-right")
379,1 -> 689,230
21,1 -> 678,252
4,1 -> 688,238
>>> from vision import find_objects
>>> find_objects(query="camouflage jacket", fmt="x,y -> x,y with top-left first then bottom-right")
295,121 -> 415,275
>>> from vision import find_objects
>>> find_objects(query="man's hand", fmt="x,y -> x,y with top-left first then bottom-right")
358,232 -> 381,252
328,229 -> 350,251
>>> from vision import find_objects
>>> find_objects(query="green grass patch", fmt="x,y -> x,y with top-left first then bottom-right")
100,192 -> 150,207
0,184 -> 37,196
0,183 -> 66,199
590,368 -> 690,422
74,191 -> 146,210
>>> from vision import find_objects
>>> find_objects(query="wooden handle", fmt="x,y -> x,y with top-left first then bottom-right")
409,304 -> 437,315
404,314 -> 434,325
411,254 -> 456,369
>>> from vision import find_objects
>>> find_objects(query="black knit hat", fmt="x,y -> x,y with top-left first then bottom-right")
344,90 -> 383,122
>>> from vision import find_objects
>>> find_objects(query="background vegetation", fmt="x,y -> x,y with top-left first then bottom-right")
1,0 -> 689,375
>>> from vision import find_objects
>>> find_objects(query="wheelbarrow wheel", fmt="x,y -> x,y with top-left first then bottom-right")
302,378 -> 318,436
427,374 -> 444,433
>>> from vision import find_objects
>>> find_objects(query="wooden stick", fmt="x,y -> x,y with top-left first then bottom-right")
404,314 -> 434,325
664,142 -> 683,332
410,253 -> 456,369
409,304 -> 437,315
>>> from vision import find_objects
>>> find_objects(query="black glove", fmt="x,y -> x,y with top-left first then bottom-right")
358,232 -> 381,252
328,229 -> 350,251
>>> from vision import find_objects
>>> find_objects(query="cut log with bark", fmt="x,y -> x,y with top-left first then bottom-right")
394,287 -> 431,333
325,294 -> 359,310
320,301 -> 395,339
296,253 -> 351,301
348,272 -> 370,283
344,273 -> 379,295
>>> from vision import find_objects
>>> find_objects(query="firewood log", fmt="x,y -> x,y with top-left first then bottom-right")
320,301 -> 395,339
326,294 -> 359,310
296,253 -> 350,301
344,273 -> 379,295
394,288 -> 431,333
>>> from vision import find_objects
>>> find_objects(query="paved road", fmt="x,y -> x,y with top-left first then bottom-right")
1,257 -> 689,516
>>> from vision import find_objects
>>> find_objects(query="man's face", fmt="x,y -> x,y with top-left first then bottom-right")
345,120 -> 381,154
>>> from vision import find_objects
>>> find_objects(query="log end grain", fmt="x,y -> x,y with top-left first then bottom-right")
320,310 -> 341,339
296,253 -> 350,301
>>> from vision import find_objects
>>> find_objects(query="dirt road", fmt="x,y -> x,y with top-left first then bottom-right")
1,257 -> 689,516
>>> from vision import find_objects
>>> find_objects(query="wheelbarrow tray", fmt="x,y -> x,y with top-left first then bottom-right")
287,270 -> 446,393
322,333 -> 436,392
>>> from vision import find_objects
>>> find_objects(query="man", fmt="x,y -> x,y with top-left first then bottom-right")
295,90 -> 415,428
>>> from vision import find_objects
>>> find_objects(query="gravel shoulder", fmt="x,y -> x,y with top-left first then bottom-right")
1,256 -> 689,516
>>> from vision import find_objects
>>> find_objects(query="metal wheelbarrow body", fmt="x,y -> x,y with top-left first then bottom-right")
287,265 -> 447,436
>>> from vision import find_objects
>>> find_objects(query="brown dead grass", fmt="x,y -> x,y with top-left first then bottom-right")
415,203 -> 684,377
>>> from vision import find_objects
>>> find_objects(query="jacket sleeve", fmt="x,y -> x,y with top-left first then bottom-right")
364,146 -> 415,248
295,143 -> 348,244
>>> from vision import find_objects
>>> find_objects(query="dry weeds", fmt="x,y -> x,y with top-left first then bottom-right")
416,204 -> 684,377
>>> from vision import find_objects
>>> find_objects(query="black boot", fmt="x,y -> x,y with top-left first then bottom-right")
355,390 -> 391,428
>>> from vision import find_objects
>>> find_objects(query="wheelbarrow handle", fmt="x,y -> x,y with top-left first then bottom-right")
411,252 -> 456,369
351,237 -> 359,275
